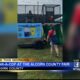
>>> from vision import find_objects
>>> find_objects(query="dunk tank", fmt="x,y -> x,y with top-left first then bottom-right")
18,4 -> 63,46
18,4 -> 63,48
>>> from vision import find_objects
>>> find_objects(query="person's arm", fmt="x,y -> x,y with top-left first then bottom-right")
54,30 -> 56,35
47,30 -> 50,42
47,35 -> 49,42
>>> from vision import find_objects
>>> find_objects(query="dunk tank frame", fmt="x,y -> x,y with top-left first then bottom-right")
18,4 -> 63,47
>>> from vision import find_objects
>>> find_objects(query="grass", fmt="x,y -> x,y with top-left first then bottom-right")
18,47 -> 62,79
18,48 -> 62,62
18,70 -> 62,79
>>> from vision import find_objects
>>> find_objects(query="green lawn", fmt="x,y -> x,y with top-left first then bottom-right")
18,48 -> 62,62
18,48 -> 62,79
18,70 -> 62,79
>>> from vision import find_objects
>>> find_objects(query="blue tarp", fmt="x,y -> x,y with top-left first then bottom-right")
18,23 -> 43,38
0,23 -> 43,38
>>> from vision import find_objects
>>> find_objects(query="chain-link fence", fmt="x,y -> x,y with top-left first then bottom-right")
18,5 -> 43,14
18,5 -> 62,23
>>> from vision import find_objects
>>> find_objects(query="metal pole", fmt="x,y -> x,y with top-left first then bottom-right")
37,1 -> 39,22
37,1 -> 39,15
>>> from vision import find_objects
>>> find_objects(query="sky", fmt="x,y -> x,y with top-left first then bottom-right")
18,0 -> 62,5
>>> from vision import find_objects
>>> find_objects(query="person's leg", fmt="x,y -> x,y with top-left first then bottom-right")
50,42 -> 53,54
54,45 -> 59,57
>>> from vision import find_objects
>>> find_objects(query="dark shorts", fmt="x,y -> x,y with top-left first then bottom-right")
50,35 -> 58,45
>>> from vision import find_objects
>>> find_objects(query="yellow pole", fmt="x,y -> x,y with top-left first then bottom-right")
4,0 -> 17,24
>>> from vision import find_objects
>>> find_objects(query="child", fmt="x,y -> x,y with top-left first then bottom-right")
47,25 -> 59,57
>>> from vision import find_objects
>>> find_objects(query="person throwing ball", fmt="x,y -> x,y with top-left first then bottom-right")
47,25 -> 59,57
